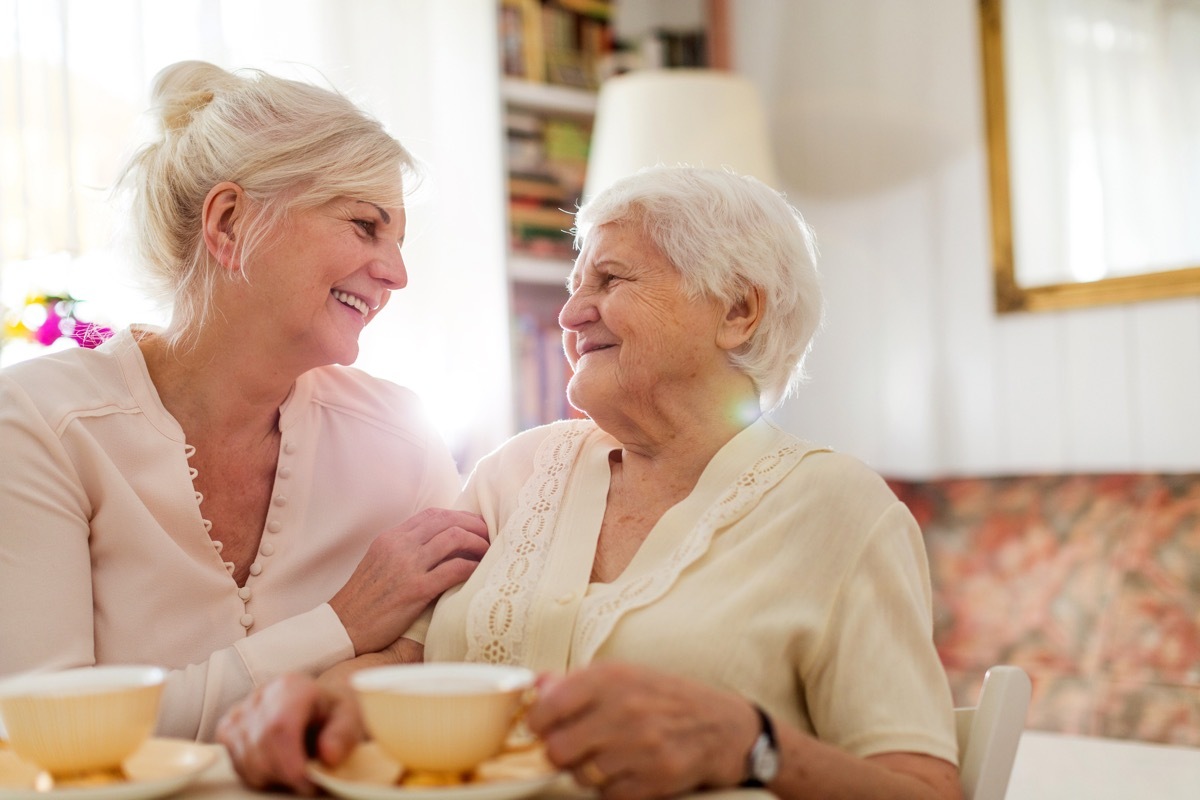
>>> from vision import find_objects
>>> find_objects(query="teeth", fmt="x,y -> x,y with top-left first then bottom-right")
332,290 -> 368,318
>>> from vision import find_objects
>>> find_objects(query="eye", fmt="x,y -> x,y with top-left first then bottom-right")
352,218 -> 377,237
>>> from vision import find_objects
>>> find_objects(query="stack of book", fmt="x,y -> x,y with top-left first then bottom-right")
506,109 -> 590,259
499,0 -> 615,89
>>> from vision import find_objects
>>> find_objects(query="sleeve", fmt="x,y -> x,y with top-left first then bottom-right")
801,502 -> 959,764
159,605 -> 355,740
0,373 -> 97,676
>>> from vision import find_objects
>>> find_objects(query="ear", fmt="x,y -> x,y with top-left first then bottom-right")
201,181 -> 245,271
716,284 -> 764,351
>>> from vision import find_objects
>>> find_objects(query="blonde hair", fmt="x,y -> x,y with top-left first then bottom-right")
118,60 -> 416,349
574,167 -> 823,412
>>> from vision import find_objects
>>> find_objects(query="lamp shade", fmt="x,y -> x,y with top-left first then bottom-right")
583,68 -> 778,202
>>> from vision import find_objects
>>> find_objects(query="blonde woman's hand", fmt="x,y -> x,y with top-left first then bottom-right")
329,508 -> 489,655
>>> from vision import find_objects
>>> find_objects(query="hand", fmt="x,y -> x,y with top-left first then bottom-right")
330,508 -> 489,654
216,673 -> 364,795
525,662 -> 760,800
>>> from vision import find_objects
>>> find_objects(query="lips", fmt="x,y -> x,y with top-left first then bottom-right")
331,290 -> 369,318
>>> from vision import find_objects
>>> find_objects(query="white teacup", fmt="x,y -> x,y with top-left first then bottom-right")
0,665 -> 166,778
352,663 -> 535,774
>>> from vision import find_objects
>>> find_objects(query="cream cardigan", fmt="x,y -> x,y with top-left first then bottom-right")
429,418 -> 957,764
0,328 -> 461,740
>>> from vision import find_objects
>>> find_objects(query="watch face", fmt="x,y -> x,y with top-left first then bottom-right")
751,733 -> 780,783
757,745 -> 780,782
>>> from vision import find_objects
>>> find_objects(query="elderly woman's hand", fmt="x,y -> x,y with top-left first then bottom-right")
216,673 -> 364,795
330,508 -> 489,655
525,662 -> 760,800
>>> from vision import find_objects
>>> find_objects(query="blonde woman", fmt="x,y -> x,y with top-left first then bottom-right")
0,61 -> 487,740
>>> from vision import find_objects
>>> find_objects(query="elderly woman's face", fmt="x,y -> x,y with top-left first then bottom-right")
560,221 -> 731,418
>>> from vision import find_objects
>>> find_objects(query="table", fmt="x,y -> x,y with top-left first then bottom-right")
1003,731 -> 1200,800
183,747 -> 771,800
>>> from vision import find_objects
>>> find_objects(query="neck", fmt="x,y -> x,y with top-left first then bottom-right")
592,377 -> 762,484
138,325 -> 294,442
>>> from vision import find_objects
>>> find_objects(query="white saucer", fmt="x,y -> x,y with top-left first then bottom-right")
0,738 -> 217,800
307,742 -> 564,800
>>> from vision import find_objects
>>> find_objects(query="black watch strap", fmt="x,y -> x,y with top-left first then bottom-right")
739,705 -> 779,788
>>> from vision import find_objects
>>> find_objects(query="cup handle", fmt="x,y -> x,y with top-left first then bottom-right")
504,687 -> 539,751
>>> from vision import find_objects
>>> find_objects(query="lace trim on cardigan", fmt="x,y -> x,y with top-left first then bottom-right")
464,420 -> 590,664
184,443 -> 230,572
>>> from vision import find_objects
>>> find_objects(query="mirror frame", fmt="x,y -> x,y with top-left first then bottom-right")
980,0 -> 1200,313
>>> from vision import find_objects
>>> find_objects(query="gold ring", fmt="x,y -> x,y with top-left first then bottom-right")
580,760 -> 607,786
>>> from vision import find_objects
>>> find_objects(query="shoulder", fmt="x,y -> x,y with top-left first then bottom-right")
293,365 -> 438,443
793,449 -> 900,507
0,339 -> 132,431
751,423 -> 913,547
757,421 -> 897,502
470,419 -> 599,482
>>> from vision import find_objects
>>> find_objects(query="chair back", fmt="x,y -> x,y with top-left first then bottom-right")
954,665 -> 1031,800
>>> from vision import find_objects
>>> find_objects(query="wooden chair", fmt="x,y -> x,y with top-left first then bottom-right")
955,665 -> 1032,800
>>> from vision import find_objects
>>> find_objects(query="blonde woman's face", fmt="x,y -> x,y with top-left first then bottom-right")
242,196 -> 407,370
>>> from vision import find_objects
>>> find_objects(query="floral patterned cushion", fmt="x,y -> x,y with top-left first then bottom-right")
889,474 -> 1200,746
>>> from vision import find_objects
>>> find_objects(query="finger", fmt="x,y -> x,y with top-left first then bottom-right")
422,526 -> 490,565
574,757 -> 611,789
218,703 -> 307,793
314,689 -> 366,766
422,556 -> 485,594
401,508 -> 489,545
243,678 -> 326,793
525,668 -> 602,735
600,769 -> 662,800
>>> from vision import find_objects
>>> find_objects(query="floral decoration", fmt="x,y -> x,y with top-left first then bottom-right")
1,293 -> 114,349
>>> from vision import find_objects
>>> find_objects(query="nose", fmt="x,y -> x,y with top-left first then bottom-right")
371,244 -> 408,290
558,285 -> 597,331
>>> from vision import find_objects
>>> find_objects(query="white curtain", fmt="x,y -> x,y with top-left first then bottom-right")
0,0 -> 511,470
1006,0 -> 1200,285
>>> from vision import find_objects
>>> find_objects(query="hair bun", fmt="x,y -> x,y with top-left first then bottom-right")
162,90 -> 215,131
151,60 -> 232,132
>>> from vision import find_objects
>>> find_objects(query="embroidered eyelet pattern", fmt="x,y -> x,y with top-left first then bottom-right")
465,420 -> 589,664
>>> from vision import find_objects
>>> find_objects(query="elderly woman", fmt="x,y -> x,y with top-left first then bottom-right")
0,61 -> 488,740
218,167 -> 961,800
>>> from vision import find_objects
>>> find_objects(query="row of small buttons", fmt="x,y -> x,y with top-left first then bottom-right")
184,439 -> 295,630
240,439 -> 295,629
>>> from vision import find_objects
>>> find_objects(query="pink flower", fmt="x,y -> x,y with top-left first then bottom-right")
34,307 -> 65,346
70,320 -> 114,349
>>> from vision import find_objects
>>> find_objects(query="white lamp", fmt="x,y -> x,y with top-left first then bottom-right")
583,68 -> 778,202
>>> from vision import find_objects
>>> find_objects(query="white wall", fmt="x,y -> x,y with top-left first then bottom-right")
737,0 -> 1200,478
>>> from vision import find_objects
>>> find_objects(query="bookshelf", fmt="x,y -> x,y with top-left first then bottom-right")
495,0 -> 718,432
498,0 -> 614,430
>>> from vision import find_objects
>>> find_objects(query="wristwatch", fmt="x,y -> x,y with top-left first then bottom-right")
740,705 -> 780,788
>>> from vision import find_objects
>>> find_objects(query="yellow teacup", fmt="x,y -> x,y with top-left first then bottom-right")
0,665 -> 166,778
352,663 -> 535,774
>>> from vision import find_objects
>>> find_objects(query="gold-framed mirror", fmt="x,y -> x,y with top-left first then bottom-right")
980,0 -> 1200,313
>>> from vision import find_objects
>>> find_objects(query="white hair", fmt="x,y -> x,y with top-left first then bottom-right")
574,167 -> 824,411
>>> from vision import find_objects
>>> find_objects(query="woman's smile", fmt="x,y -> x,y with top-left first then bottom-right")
331,289 -> 370,318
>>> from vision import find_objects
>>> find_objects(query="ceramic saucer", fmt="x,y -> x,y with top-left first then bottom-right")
307,742 -> 564,800
0,738 -> 217,800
